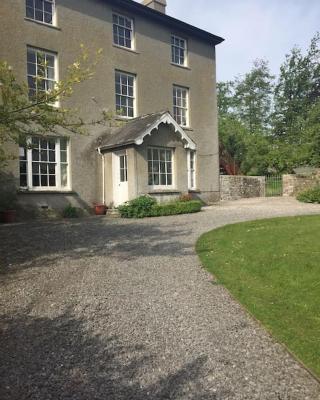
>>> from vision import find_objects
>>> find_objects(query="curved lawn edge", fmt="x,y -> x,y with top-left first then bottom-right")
196,215 -> 320,380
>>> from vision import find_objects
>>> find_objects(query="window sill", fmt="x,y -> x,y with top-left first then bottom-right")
19,189 -> 75,194
148,189 -> 181,194
115,115 -> 136,121
113,44 -> 140,54
171,63 -> 191,71
181,126 -> 193,131
188,189 -> 200,193
24,17 -> 61,31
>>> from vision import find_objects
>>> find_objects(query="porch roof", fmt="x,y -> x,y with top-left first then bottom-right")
99,111 -> 196,151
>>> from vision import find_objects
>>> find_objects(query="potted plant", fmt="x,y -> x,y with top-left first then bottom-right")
93,202 -> 107,215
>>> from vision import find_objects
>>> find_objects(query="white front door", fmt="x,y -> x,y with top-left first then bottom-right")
112,150 -> 129,206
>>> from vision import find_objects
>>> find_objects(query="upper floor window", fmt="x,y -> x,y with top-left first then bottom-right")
113,13 -> 134,49
173,85 -> 189,127
26,0 -> 55,25
20,137 -> 69,190
171,35 -> 187,66
115,71 -> 136,118
27,47 -> 57,101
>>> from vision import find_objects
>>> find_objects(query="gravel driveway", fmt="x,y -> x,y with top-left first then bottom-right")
1,197 -> 320,400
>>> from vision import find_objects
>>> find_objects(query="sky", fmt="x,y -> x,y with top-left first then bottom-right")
151,0 -> 320,81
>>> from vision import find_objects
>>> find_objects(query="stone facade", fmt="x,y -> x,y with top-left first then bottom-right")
220,176 -> 266,201
283,173 -> 320,197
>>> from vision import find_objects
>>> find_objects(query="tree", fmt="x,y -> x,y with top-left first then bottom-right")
0,46 -> 109,166
273,33 -> 320,143
233,59 -> 274,135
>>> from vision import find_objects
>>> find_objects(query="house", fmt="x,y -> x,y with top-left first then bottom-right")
0,0 -> 224,213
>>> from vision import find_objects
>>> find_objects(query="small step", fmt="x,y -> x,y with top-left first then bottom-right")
106,208 -> 120,218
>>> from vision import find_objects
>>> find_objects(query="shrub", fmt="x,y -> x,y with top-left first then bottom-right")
62,205 -> 79,218
118,196 -> 202,218
297,186 -> 320,204
118,195 -> 156,218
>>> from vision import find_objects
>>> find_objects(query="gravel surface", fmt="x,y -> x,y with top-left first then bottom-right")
0,197 -> 320,400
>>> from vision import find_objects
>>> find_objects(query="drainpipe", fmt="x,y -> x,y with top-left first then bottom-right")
98,147 -> 105,205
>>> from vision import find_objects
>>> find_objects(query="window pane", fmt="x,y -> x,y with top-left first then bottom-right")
167,174 -> 172,185
48,163 -> 55,174
40,163 -> 48,174
61,164 -> 68,187
32,162 -> 40,174
60,151 -> 67,163
26,7 -> 34,18
160,174 -> 167,185
153,174 -> 159,185
148,174 -> 153,186
32,149 -> 39,161
49,175 -> 56,187
20,174 -> 27,187
41,175 -> 48,186
33,175 -> 40,187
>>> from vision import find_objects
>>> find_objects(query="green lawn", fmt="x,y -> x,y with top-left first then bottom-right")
196,215 -> 320,377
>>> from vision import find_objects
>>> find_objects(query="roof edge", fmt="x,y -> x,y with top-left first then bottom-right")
106,0 -> 224,46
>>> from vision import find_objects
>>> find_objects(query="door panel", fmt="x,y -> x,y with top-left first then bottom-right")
112,150 -> 129,206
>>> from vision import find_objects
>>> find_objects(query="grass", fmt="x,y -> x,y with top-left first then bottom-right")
196,215 -> 320,377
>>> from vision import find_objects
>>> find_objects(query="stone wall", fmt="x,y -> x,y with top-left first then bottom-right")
283,173 -> 320,197
220,176 -> 266,201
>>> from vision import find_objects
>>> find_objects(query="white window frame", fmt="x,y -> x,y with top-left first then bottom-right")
171,35 -> 188,66
188,150 -> 196,190
25,0 -> 57,26
148,147 -> 174,189
173,85 -> 189,127
115,70 -> 136,118
119,153 -> 128,183
19,137 -> 71,191
112,13 -> 135,50
27,46 -> 59,106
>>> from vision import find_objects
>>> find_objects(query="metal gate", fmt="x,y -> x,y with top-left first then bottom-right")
265,175 -> 283,197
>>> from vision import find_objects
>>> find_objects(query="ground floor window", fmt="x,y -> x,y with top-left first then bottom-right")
188,150 -> 196,190
19,137 -> 69,190
148,147 -> 173,187
119,153 -> 128,182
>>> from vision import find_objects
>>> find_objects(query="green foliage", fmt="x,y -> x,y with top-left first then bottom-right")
118,196 -> 202,218
296,186 -> 320,203
233,59 -> 274,135
197,216 -> 320,377
218,33 -> 320,175
0,46 -> 111,166
118,196 -> 157,218
150,201 -> 202,217
62,205 -> 79,218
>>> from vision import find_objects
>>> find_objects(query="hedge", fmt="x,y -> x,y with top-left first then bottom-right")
118,196 -> 202,218
296,186 -> 320,204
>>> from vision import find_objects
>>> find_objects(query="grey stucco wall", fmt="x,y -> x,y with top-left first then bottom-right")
220,176 -> 266,201
0,0 -> 220,211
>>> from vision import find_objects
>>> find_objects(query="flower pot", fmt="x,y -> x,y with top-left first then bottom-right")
2,210 -> 16,224
94,204 -> 107,216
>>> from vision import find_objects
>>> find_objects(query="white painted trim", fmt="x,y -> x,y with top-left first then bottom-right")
20,136 -> 71,192
135,112 -> 196,150
187,150 -> 196,190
